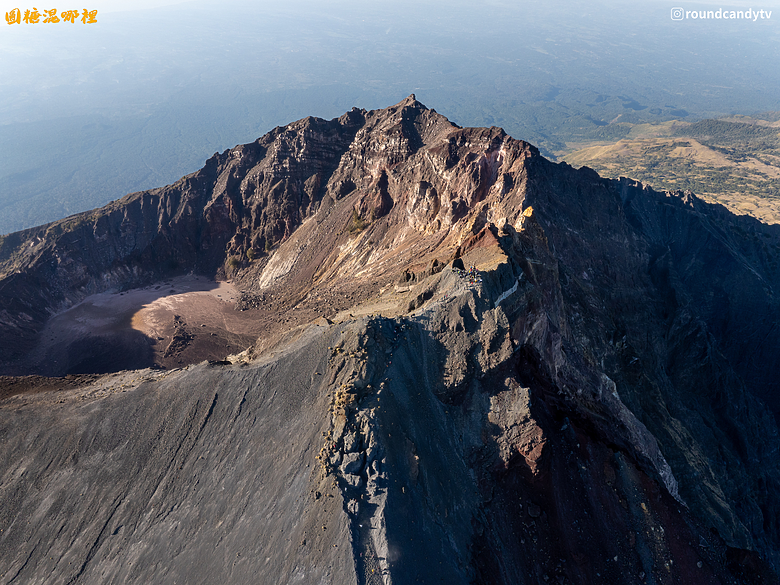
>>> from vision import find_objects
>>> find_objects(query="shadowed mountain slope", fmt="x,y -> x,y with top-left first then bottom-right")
1,97 -> 779,584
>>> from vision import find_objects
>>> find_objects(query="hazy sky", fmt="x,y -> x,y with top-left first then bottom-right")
2,0 -> 778,124
0,0 -> 191,12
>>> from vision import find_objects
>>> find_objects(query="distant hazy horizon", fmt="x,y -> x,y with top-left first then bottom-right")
1,0 -> 778,234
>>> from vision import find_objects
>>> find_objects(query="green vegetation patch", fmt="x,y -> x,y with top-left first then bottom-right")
675,120 -> 779,151
348,208 -> 367,233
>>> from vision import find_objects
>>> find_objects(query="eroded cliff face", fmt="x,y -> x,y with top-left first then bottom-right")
1,96 -> 779,584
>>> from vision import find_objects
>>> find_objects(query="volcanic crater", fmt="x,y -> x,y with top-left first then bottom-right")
1,96 -> 779,584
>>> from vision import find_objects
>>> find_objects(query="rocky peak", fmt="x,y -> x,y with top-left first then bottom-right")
1,99 -> 780,583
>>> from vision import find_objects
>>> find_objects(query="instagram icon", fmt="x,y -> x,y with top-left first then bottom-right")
671,7 -> 685,19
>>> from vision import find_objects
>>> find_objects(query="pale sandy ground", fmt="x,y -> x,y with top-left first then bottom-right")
129,278 -> 243,338
40,276 -> 231,340
26,275 -> 264,374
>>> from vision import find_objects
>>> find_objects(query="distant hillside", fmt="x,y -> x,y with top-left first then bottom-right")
561,114 -> 780,224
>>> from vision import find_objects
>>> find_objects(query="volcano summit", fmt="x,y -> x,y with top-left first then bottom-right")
1,96 -> 779,584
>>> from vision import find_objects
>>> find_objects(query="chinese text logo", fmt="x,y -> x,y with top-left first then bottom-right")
5,8 -> 98,24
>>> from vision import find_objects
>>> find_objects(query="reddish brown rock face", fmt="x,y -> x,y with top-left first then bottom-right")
0,97 -> 779,584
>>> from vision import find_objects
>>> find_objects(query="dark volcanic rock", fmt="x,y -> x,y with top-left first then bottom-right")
163,315 -> 194,358
1,96 -> 780,584
0,331 -> 355,585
